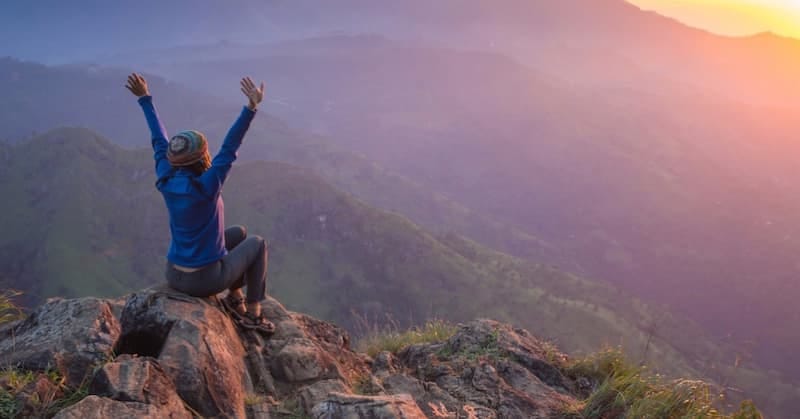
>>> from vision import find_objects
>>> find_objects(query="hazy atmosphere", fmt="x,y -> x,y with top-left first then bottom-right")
1,1 -> 799,417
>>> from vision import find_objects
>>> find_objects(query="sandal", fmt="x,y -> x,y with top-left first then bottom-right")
220,294 -> 246,321
240,312 -> 276,336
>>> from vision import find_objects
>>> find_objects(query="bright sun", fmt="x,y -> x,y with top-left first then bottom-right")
628,0 -> 800,39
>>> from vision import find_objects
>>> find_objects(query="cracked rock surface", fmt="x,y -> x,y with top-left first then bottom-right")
1,288 -> 584,418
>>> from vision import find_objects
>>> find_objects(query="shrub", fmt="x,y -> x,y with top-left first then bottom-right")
563,348 -> 763,419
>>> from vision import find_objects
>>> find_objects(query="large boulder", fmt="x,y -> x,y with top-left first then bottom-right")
0,297 -> 119,386
259,296 -> 371,388
297,379 -> 351,413
379,319 -> 577,419
271,339 -> 346,383
89,354 -> 190,418
251,297 -> 375,417
116,287 -> 251,418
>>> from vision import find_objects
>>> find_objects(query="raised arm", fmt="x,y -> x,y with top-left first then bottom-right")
201,77 -> 265,194
126,73 -> 171,179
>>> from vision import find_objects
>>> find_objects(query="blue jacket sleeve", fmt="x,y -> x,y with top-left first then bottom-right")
200,106 -> 257,196
137,95 -> 172,180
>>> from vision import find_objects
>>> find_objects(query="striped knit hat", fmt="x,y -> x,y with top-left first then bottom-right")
167,130 -> 209,167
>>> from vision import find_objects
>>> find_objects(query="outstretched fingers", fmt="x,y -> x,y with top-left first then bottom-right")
240,79 -> 252,95
125,75 -> 137,91
125,72 -> 150,97
240,76 -> 264,108
127,73 -> 144,88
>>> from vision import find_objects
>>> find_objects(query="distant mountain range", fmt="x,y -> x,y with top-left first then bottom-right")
86,34 -> 800,379
0,128 -> 795,415
7,0 -> 800,109
0,57 -> 566,266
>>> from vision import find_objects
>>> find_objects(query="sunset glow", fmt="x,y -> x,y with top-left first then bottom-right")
628,0 -> 800,39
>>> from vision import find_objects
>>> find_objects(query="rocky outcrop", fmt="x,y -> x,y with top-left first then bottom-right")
312,393 -> 427,418
373,320 -> 576,418
116,287 -> 251,418
88,355 -> 190,418
0,297 -> 120,386
0,287 -> 586,418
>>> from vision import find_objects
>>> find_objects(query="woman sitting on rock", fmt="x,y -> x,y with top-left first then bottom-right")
126,72 -> 274,335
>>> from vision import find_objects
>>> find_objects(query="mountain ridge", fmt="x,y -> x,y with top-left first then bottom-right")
0,127 -> 792,415
0,56 -> 574,270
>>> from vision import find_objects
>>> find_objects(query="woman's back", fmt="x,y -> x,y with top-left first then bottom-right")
158,169 -> 227,268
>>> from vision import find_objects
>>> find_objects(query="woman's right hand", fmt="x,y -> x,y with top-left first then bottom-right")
240,76 -> 265,111
125,73 -> 150,97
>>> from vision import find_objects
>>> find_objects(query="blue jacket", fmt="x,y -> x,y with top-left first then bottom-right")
138,95 -> 256,267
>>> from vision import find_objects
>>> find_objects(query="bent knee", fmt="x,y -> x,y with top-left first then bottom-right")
231,225 -> 247,237
251,235 -> 268,253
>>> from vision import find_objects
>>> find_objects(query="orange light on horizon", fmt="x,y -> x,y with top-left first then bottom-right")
628,0 -> 800,39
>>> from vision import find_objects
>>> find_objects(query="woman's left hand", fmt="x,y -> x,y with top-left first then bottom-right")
240,76 -> 265,111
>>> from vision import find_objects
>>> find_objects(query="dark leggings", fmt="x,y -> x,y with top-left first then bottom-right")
165,225 -> 267,303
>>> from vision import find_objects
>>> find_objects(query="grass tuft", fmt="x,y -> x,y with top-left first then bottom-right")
0,391 -> 15,419
563,348 -> 763,419
0,290 -> 24,326
43,382 -> 89,417
355,318 -> 458,358
244,393 -> 266,406
0,367 -> 90,418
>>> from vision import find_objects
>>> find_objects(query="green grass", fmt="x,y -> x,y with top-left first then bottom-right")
244,393 -> 266,406
0,369 -> 37,393
0,392 -> 15,419
42,384 -> 89,418
0,369 -> 36,418
0,367 -> 89,419
355,318 -> 458,357
562,349 -> 763,419
0,290 -> 24,325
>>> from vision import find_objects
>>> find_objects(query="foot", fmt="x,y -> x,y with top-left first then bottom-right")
220,294 -> 246,321
239,312 -> 275,336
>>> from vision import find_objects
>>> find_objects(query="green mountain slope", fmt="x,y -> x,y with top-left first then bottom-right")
0,128 -> 795,415
0,57 -> 569,271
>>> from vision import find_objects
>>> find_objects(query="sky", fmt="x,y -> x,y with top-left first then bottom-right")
629,0 -> 800,38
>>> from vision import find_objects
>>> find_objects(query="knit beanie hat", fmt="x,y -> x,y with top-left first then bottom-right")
168,130 -> 209,166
